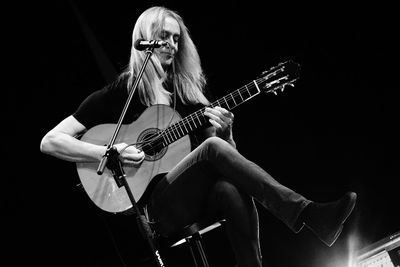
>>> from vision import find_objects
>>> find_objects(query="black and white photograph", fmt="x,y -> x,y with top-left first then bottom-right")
7,1 -> 399,266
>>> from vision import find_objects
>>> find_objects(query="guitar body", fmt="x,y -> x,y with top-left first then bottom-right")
77,105 -> 191,213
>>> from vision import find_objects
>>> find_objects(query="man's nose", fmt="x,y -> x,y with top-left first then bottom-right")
167,37 -> 178,51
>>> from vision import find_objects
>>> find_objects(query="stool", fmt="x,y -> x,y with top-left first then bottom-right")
166,219 -> 226,267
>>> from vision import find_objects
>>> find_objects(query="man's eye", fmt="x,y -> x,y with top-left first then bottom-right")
159,32 -> 168,39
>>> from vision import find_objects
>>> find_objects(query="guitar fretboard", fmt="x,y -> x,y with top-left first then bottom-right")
159,80 -> 261,146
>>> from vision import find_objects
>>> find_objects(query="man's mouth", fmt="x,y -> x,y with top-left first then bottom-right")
162,52 -> 174,58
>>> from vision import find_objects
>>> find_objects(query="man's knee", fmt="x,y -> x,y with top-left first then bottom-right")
203,136 -> 232,157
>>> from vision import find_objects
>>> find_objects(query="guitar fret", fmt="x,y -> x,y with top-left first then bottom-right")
195,113 -> 202,125
171,129 -> 177,140
162,128 -> 173,145
169,130 -> 175,142
191,115 -> 198,127
237,89 -> 244,102
177,126 -> 183,138
230,93 -> 237,106
161,135 -> 167,147
182,120 -> 189,133
188,116 -> 196,129
226,97 -> 235,109
253,80 -> 261,93
187,120 -> 193,131
173,127 -> 180,139
177,124 -> 184,136
244,84 -> 251,98
223,97 -> 230,109
164,131 -> 172,143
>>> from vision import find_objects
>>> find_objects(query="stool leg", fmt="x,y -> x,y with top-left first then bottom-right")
190,233 -> 210,267
186,237 -> 199,267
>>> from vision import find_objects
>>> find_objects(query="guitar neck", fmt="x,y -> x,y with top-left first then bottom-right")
160,80 -> 262,146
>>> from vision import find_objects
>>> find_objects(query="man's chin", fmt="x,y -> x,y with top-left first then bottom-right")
161,59 -> 173,69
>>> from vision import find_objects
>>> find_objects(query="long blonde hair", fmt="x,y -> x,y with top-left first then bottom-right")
126,6 -> 209,106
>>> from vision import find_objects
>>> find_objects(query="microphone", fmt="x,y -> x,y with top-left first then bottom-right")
134,38 -> 168,51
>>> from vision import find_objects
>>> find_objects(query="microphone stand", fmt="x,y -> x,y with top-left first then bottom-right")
97,46 -> 165,267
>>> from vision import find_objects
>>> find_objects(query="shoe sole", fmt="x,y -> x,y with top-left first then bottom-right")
340,192 -> 357,225
327,192 -> 357,247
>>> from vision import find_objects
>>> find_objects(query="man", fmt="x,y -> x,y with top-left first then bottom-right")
40,6 -> 356,267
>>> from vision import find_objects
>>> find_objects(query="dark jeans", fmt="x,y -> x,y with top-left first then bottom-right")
147,137 -> 310,267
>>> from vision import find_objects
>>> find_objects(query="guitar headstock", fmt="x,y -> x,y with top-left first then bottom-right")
257,60 -> 300,95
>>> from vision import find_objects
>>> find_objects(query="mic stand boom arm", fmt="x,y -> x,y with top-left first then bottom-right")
96,46 -> 165,267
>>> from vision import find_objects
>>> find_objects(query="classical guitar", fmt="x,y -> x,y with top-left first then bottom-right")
77,60 -> 300,213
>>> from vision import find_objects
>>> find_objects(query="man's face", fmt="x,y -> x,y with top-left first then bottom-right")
155,16 -> 180,69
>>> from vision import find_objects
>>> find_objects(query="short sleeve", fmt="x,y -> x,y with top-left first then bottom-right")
73,75 -> 128,129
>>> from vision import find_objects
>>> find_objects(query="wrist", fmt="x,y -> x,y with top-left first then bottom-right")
95,145 -> 108,161
225,135 -> 236,148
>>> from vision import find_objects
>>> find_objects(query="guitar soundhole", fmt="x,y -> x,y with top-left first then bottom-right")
137,128 -> 168,162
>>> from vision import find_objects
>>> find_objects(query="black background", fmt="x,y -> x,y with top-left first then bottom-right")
7,1 -> 399,266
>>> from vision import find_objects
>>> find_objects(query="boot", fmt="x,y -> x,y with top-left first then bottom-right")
301,192 -> 357,247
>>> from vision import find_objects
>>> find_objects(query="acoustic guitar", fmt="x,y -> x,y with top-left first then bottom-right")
77,60 -> 300,213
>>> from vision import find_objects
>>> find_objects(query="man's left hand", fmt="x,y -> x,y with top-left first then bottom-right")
204,106 -> 234,141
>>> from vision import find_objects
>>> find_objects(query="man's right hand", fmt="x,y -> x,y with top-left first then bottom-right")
114,143 -> 145,166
